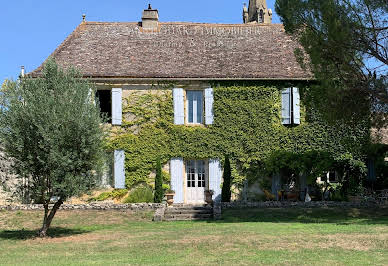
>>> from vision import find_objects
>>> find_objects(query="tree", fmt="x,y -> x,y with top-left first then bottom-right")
221,155 -> 232,202
154,157 -> 164,203
275,0 -> 387,127
0,59 -> 106,237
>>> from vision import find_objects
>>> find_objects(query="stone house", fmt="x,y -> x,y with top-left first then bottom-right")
27,0 -> 369,204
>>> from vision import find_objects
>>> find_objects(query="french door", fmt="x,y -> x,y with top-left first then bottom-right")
185,160 -> 207,204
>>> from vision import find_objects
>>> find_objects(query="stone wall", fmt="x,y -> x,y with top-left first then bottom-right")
221,201 -> 386,209
0,203 -> 165,211
0,151 -> 19,205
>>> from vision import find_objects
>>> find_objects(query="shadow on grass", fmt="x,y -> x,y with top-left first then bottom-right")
0,227 -> 90,240
211,207 -> 388,225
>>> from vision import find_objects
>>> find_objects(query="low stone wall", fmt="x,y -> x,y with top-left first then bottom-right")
221,201 -> 385,209
0,203 -> 165,211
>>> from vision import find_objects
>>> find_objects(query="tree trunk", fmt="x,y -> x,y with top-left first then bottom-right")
38,199 -> 63,237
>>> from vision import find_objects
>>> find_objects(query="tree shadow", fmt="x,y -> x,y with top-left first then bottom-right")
210,207 -> 388,225
0,227 -> 90,240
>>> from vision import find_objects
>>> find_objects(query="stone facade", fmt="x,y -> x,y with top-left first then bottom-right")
0,151 -> 19,204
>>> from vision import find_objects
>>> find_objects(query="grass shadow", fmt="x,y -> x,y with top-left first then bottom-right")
0,227 -> 90,240
211,207 -> 388,225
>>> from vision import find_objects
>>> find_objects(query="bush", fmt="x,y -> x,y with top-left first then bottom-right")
154,157 -> 164,203
124,186 -> 154,203
90,189 -> 128,202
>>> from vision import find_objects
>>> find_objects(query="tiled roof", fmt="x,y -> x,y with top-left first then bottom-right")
30,22 -> 312,80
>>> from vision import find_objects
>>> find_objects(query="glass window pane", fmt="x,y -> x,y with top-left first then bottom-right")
187,91 -> 203,124
187,91 -> 194,123
196,91 -> 203,124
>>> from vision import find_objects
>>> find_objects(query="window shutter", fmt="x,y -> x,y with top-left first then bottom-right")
281,88 -> 291,125
293,87 -> 300,125
111,88 -> 122,125
299,173 -> 307,200
271,173 -> 281,200
114,150 -> 125,189
170,158 -> 184,203
209,159 -> 222,202
205,88 -> 214,125
173,88 -> 184,125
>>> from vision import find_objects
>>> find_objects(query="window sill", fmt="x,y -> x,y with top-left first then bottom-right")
185,123 -> 206,127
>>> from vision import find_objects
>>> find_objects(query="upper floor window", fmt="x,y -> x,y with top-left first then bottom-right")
96,88 -> 122,126
282,87 -> 300,125
173,88 -> 213,126
96,90 -> 112,123
186,90 -> 203,124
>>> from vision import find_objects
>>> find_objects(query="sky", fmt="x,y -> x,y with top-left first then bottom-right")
0,0 -> 281,83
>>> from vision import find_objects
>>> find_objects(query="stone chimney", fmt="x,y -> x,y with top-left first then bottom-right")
142,4 -> 159,30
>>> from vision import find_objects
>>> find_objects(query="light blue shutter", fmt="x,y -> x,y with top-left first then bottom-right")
173,88 -> 184,125
170,158 -> 184,203
205,88 -> 214,125
209,159 -> 222,202
271,173 -> 281,200
111,88 -> 122,125
281,88 -> 291,125
114,150 -> 125,189
293,87 -> 300,125
299,173 -> 307,200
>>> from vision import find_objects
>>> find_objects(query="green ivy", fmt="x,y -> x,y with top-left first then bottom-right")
107,82 -> 370,188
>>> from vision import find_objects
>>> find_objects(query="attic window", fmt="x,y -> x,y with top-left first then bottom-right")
96,90 -> 112,123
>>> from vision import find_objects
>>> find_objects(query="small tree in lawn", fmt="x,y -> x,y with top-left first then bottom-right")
154,157 -> 164,203
0,58 -> 106,237
221,155 -> 232,202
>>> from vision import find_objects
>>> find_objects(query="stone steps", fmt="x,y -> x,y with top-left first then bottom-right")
163,213 -> 213,221
162,204 -> 214,221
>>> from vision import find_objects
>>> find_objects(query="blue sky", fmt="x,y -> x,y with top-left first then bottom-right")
0,0 -> 280,83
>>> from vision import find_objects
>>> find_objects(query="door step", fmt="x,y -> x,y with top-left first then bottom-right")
155,204 -> 214,221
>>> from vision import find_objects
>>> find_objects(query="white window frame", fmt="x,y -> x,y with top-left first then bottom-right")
185,90 -> 204,125
185,160 -> 207,188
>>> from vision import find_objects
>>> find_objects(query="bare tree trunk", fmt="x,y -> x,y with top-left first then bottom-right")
38,199 -> 63,237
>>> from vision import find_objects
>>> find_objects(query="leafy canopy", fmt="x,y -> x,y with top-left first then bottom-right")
275,0 -> 387,127
0,58 -> 106,204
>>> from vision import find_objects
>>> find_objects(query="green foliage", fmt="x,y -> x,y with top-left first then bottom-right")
222,156 -> 232,202
263,150 -> 334,184
334,153 -> 367,196
107,83 -> 369,190
123,186 -> 154,203
275,0 -> 387,126
154,157 -> 164,203
0,58 -> 106,203
91,189 -> 128,202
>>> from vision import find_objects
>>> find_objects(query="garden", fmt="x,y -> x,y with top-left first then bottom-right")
0,207 -> 387,265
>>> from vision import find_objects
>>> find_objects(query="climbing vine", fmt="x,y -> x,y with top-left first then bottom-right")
107,82 -> 370,189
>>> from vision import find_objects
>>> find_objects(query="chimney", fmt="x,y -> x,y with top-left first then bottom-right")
141,4 -> 159,30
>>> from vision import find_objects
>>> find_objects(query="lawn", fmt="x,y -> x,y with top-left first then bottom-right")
0,207 -> 387,265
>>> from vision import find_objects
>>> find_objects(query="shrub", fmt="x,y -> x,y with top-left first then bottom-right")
90,189 -> 128,202
124,186 -> 154,203
154,157 -> 164,203
222,155 -> 232,202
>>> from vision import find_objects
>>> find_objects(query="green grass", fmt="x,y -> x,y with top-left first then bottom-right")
0,207 -> 387,265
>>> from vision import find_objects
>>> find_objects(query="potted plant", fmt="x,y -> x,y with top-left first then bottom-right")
165,189 -> 175,207
204,189 -> 214,205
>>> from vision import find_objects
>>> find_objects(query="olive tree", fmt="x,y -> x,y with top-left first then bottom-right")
0,59 -> 106,237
